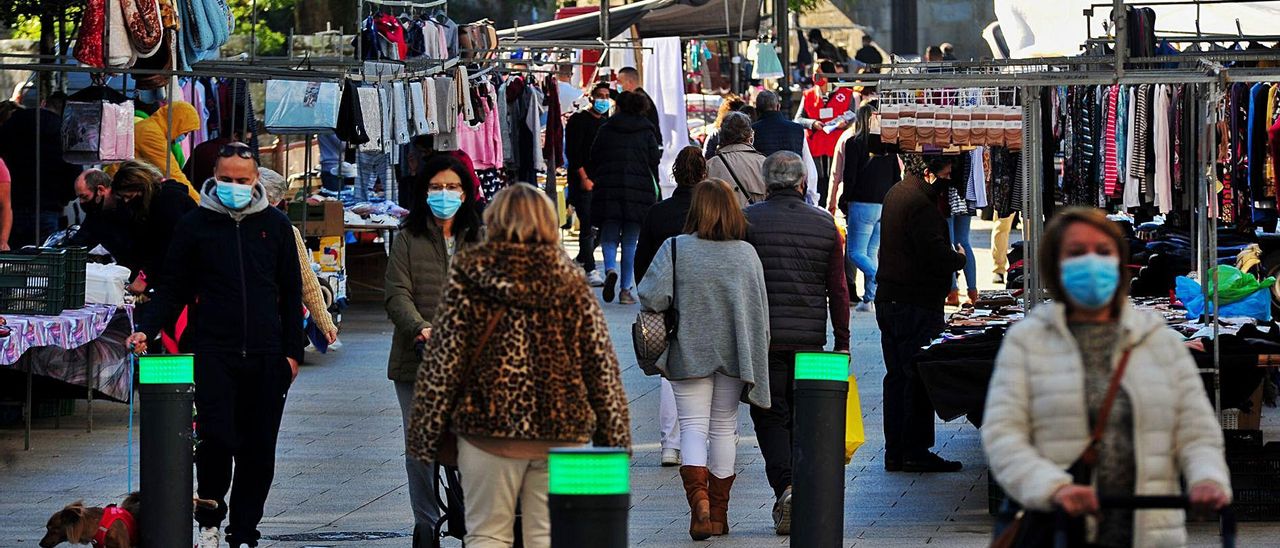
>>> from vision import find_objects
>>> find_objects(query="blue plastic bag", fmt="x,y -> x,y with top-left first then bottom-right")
1176,276 -> 1273,321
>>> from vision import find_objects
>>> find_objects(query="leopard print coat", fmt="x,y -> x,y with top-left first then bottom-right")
407,242 -> 631,463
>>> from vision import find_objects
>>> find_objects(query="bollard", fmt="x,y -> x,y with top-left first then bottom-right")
548,448 -> 629,548
137,355 -> 195,548
792,351 -> 849,548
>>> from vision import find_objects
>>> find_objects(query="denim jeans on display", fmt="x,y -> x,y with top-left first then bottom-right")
599,220 -> 641,291
846,202 -> 883,303
947,215 -> 977,291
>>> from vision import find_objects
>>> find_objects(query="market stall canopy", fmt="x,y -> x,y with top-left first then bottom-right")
995,0 -> 1280,59
497,0 -> 765,41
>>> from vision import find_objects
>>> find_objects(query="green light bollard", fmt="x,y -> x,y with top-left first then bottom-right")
548,448 -> 629,548
792,351 -> 849,547
138,355 -> 195,548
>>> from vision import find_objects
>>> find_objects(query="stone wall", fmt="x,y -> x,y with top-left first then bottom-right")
849,0 -> 998,60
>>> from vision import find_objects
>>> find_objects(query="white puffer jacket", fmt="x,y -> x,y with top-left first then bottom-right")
982,302 -> 1231,547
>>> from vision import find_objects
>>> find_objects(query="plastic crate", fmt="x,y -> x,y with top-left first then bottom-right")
0,250 -> 67,315
1228,442 -> 1280,521
48,246 -> 87,309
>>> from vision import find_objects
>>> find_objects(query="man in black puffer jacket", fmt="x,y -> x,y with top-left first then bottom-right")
876,156 -> 967,475
128,142 -> 304,548
744,151 -> 850,535
588,90 -> 661,305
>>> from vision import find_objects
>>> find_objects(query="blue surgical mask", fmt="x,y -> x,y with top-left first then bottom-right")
1060,253 -> 1120,310
216,181 -> 255,210
593,99 -> 611,114
427,190 -> 464,219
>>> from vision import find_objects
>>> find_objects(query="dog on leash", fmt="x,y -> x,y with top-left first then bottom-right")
40,493 -> 218,547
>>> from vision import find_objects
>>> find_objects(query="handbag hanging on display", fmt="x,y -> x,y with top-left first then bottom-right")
632,237 -> 679,376
989,347 -> 1135,548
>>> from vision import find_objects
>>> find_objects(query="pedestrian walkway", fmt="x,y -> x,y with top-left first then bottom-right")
0,220 -> 1272,546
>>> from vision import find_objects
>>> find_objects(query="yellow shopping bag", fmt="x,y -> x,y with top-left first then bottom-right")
844,373 -> 865,464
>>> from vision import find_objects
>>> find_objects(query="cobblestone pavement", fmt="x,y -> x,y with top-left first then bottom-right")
1,219 -> 1275,546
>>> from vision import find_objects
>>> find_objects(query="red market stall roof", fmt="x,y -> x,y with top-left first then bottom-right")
497,0 -> 765,42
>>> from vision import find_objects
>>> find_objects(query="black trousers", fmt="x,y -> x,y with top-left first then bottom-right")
571,190 -> 596,272
875,301 -> 944,459
749,350 -> 798,498
193,353 -> 291,547
814,155 -> 833,207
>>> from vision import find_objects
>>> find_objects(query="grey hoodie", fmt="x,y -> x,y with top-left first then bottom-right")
199,178 -> 270,222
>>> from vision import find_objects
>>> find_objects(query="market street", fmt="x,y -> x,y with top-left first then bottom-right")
2,220 -> 1273,547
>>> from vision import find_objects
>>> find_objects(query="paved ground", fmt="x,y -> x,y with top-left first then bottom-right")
1,219 -> 1276,547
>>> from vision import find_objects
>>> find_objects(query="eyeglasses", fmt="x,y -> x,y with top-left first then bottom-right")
218,143 -> 257,162
427,182 -> 465,192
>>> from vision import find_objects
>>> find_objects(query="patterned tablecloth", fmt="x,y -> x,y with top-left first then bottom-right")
0,305 -> 135,402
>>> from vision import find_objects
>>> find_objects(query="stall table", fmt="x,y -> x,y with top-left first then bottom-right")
0,304 -> 134,449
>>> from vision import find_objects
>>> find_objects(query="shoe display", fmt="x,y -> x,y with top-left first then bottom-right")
197,527 -> 221,548
709,474 -> 736,536
771,486 -> 792,536
618,289 -> 637,305
603,270 -> 618,303
902,452 -> 963,473
854,301 -> 875,313
661,448 -> 681,467
587,270 -> 605,287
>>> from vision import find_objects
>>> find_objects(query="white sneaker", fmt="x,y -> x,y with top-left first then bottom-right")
854,301 -> 875,313
661,448 -> 681,467
197,527 -> 221,548
587,270 -> 605,287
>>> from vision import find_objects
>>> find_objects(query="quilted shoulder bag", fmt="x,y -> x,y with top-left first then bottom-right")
632,236 -> 679,376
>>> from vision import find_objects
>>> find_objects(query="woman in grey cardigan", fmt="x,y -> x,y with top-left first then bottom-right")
637,178 -> 771,540
384,155 -> 484,546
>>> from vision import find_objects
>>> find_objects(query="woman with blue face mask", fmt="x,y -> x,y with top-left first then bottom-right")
983,208 -> 1231,548
383,154 -> 484,547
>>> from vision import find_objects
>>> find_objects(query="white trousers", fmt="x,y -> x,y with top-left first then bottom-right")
659,378 -> 681,450
457,438 -> 551,548
669,373 -> 744,479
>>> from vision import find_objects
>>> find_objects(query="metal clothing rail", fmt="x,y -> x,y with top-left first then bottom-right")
360,0 -> 446,8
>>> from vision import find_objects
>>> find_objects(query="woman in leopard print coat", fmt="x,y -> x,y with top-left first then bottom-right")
408,183 -> 631,548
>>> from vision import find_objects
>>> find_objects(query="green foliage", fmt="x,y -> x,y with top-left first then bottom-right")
789,0 -> 822,13
228,0 -> 296,56
10,15 -> 41,40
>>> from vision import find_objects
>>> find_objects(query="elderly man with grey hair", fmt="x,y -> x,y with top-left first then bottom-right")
751,91 -> 820,205
743,150 -> 851,535
259,166 -> 340,347
706,112 -> 767,207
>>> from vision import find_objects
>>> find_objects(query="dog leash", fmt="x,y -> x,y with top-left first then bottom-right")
127,352 -> 137,493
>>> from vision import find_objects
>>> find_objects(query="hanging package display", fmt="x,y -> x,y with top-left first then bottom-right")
264,80 -> 341,134
61,100 -> 137,165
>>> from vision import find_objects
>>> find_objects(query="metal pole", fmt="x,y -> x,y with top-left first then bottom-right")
730,39 -> 741,94
600,0 -> 611,46
138,355 -> 195,548
35,86 -> 42,247
1021,86 -> 1045,310
24,367 -> 32,450
548,448 -> 629,548
777,2 -> 792,112
1113,0 -> 1127,78
792,352 -> 848,547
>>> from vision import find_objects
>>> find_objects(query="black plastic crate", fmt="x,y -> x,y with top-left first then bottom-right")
38,246 -> 87,309
0,250 -> 67,315
1233,502 -> 1280,522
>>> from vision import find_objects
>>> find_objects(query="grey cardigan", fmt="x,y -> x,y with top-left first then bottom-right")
636,234 -> 772,407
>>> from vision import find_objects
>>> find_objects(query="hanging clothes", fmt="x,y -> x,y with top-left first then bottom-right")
1152,84 -> 1173,214
750,41 -> 784,79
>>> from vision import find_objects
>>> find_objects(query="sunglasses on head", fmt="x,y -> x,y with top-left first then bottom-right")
218,143 -> 257,162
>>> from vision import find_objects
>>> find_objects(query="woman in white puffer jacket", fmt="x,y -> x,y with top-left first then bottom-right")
982,208 -> 1231,548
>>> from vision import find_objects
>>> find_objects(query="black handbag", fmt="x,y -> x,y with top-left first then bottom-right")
631,237 -> 679,376
991,347 -> 1134,548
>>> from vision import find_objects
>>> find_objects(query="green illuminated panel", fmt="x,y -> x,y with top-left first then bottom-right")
794,352 -> 850,382
138,355 -> 195,385
548,448 -> 630,495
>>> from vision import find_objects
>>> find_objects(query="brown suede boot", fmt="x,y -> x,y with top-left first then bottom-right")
708,474 -> 736,535
967,289 -> 981,305
945,289 -> 960,307
679,466 -> 715,540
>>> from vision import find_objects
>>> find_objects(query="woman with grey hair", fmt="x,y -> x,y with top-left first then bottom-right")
706,112 -> 767,207
259,167 -> 339,346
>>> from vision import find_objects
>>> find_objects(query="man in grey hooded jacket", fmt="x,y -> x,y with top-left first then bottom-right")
128,142 -> 305,548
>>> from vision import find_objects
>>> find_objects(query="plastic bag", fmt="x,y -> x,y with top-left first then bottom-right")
1204,265 -> 1275,306
1176,275 -> 1274,321
844,374 -> 865,464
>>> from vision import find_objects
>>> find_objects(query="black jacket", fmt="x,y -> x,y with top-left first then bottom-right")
69,181 -> 197,282
875,175 -> 966,310
745,190 -> 850,351
752,111 -> 805,158
634,185 -> 693,284
588,113 -> 661,226
138,184 -> 305,362
0,108 -> 82,214
634,87 -> 662,143
839,133 -> 901,207
565,109 -> 608,199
